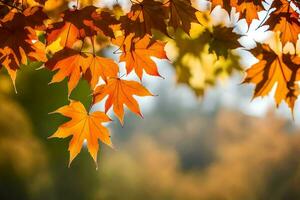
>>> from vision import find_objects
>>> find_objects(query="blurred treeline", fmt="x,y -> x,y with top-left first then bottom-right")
1,64 -> 300,200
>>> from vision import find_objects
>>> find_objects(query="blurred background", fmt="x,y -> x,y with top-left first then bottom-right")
1,58 -> 300,200
1,0 -> 300,200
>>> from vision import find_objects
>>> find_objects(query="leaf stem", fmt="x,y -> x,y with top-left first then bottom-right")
91,36 -> 96,55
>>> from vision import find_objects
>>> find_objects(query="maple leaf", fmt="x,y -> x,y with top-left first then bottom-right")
112,34 -> 167,79
22,6 -> 49,30
168,20 -> 242,97
166,0 -> 200,34
206,25 -> 241,58
120,0 -> 169,37
93,78 -> 153,124
84,10 -> 120,39
243,43 -> 300,111
180,25 -> 241,58
0,8 -> 47,85
46,6 -> 97,48
45,48 -> 118,95
264,0 -> 300,45
84,54 -> 119,89
211,0 -> 264,25
233,0 -> 264,25
45,48 -> 89,95
49,101 -> 112,167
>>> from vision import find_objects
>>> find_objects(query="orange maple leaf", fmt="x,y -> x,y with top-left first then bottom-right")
120,0 -> 169,37
211,0 -> 264,25
84,54 -> 119,89
165,0 -> 200,34
0,8 -> 47,86
244,43 -> 300,111
93,78 -> 153,124
112,34 -> 167,79
264,0 -> 300,45
49,101 -> 112,167
45,48 -> 119,95
46,6 -> 97,48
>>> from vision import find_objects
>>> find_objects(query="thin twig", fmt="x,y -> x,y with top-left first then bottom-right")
255,3 -> 272,30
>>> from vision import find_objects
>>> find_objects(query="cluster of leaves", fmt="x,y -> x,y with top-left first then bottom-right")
167,12 -> 242,96
211,0 -> 300,111
1,0 -> 300,166
0,0 -> 204,166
